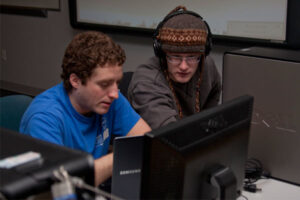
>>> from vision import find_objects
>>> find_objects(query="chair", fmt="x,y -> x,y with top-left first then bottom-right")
0,94 -> 33,131
109,71 -> 134,146
119,71 -> 134,99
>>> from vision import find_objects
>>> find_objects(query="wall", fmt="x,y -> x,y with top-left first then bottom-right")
0,0 -> 245,95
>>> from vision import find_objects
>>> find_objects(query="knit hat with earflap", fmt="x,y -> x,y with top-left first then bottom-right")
157,6 -> 208,53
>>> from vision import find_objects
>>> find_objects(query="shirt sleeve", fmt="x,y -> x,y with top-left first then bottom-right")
21,112 -> 64,145
128,67 -> 178,130
112,92 -> 141,136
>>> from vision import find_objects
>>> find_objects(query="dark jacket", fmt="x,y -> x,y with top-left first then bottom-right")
128,56 -> 221,130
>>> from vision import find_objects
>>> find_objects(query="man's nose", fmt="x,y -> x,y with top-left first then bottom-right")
178,59 -> 189,71
108,84 -> 119,99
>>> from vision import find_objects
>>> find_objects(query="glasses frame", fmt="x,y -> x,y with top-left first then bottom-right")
166,54 -> 203,66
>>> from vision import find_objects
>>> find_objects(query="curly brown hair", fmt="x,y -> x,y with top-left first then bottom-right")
61,31 -> 126,92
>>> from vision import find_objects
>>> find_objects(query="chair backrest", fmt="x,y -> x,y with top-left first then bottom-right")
119,71 -> 134,99
0,94 -> 33,131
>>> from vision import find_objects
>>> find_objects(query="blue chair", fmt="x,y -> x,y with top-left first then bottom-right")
0,94 -> 33,131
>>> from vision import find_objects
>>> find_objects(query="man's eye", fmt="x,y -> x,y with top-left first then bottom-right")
100,82 -> 109,87
172,56 -> 181,60
187,56 -> 197,60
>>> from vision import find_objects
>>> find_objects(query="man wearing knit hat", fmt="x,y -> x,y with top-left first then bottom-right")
128,6 -> 221,130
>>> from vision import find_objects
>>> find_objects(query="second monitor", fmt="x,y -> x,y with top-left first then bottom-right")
112,95 -> 254,199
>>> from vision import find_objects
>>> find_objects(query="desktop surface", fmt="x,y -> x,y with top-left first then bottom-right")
239,178 -> 300,200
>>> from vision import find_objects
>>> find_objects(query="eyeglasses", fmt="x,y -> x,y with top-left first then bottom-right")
166,55 -> 202,65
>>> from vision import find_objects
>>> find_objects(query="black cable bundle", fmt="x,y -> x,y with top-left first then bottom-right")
243,158 -> 270,193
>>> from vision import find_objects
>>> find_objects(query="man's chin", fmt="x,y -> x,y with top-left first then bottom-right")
95,107 -> 110,115
175,77 -> 191,84
172,74 -> 192,83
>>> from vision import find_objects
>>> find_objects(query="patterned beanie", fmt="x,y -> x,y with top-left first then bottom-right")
157,6 -> 208,53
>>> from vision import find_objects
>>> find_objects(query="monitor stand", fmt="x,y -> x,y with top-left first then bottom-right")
210,165 -> 237,200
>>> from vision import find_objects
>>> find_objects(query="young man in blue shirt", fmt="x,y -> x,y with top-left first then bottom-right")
20,31 -> 151,186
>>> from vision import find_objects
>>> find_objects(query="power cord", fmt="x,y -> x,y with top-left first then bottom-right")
243,183 -> 262,193
52,166 -> 123,200
243,158 -> 270,193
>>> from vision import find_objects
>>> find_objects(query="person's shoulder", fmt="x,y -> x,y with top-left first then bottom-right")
132,56 -> 165,83
204,55 -> 219,73
202,55 -> 221,84
27,83 -> 67,116
137,56 -> 161,71
204,55 -> 216,67
36,83 -> 63,98
21,96 -> 65,132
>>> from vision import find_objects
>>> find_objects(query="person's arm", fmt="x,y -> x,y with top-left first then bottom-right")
94,118 -> 151,186
128,60 -> 179,130
127,117 -> 151,137
94,153 -> 113,186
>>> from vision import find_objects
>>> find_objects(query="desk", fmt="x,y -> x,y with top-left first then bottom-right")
238,179 -> 300,200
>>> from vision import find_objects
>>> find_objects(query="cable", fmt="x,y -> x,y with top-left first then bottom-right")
0,192 -> 8,200
239,194 -> 249,200
52,166 -> 123,200
245,158 -> 269,183
71,177 -> 122,200
243,158 -> 269,193
243,183 -> 262,193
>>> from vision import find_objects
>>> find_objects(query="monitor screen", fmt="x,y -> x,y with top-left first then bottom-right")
140,95 -> 253,199
0,128 -> 94,199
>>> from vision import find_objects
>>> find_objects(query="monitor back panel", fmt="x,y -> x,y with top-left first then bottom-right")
222,47 -> 300,185
111,136 -> 144,199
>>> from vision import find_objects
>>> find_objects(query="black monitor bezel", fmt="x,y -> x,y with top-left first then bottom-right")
140,95 -> 254,199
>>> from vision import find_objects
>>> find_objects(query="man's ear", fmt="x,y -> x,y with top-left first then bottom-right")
69,73 -> 81,89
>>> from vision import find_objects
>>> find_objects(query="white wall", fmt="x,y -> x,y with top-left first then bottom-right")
0,0 -> 244,95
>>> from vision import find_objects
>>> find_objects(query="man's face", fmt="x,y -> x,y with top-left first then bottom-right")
70,64 -> 123,116
166,52 -> 202,83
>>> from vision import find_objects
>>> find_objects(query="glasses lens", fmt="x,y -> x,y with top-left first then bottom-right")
186,56 -> 201,64
166,55 -> 180,65
166,55 -> 201,65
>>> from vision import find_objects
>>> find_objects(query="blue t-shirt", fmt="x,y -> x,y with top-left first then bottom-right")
20,83 -> 140,159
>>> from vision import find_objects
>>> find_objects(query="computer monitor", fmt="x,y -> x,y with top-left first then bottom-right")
0,128 -> 94,199
140,95 -> 253,199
